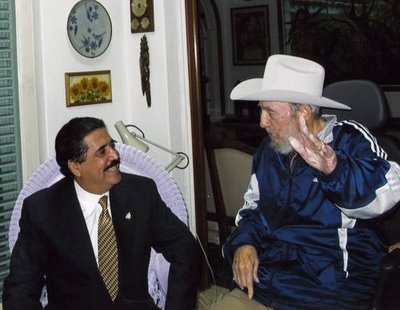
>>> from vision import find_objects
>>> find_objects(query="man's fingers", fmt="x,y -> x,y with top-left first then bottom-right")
246,257 -> 260,299
236,272 -> 246,290
232,269 -> 244,289
253,259 -> 260,284
298,113 -> 308,136
235,260 -> 252,290
232,245 -> 259,298
234,273 -> 255,299
298,114 -> 325,152
294,112 -> 337,174
246,277 -> 254,299
321,143 -> 335,158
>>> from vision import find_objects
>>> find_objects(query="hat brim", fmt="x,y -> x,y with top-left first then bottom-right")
231,78 -> 351,110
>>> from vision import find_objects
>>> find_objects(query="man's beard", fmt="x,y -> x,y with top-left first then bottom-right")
267,121 -> 298,155
270,138 -> 293,154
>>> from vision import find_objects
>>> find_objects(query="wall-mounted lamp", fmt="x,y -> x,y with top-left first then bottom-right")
115,121 -> 189,172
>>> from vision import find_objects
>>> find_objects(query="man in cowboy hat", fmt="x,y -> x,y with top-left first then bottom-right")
216,55 -> 400,310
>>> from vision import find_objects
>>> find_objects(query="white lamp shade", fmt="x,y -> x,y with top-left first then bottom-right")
115,121 -> 150,152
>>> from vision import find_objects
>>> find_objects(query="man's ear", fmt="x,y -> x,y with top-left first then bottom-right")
68,160 -> 81,177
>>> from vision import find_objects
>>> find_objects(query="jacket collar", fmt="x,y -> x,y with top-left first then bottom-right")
319,114 -> 337,144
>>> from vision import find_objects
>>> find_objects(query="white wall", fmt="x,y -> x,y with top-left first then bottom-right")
16,0 -> 196,231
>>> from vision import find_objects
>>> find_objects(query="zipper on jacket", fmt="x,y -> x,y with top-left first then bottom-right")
270,153 -> 298,230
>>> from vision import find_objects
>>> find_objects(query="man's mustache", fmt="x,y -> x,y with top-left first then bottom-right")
105,159 -> 120,171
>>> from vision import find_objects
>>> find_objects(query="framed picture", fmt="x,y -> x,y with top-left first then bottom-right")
280,0 -> 400,90
65,70 -> 112,107
231,5 -> 270,65
130,0 -> 155,33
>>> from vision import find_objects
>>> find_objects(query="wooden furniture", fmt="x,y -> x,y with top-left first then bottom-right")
205,137 -> 256,244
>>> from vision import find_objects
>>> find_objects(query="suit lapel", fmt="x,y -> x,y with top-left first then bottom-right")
109,187 -> 126,223
109,177 -> 140,261
110,183 -> 132,236
58,178 -> 100,275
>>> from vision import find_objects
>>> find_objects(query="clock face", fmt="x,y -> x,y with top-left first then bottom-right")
131,0 -> 148,17
67,0 -> 112,58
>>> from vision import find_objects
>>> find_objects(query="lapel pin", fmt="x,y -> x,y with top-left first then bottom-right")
125,212 -> 132,220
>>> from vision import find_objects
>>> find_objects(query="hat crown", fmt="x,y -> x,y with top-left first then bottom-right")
263,55 -> 324,97
229,54 -> 350,110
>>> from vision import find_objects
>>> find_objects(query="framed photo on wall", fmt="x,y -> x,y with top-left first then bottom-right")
64,70 -> 112,107
130,0 -> 155,33
231,5 -> 270,65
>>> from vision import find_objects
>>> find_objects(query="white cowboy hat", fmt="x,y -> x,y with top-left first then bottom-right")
230,54 -> 351,110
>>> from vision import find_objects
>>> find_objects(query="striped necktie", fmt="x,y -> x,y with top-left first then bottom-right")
98,195 -> 119,301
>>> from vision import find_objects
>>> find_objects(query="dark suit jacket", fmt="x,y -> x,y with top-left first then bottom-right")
3,173 -> 199,310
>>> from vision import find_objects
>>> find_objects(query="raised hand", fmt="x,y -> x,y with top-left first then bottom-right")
288,114 -> 337,175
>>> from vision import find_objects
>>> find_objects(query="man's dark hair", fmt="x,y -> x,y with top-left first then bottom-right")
55,117 -> 106,176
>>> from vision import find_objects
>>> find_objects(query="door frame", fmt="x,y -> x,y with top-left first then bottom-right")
185,0 -> 210,289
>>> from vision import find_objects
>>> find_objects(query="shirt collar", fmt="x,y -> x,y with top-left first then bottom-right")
74,180 -> 109,218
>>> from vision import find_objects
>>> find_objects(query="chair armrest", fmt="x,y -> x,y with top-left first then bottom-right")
380,248 -> 400,272
373,249 -> 400,309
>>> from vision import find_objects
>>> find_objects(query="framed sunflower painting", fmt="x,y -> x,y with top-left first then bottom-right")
65,70 -> 112,107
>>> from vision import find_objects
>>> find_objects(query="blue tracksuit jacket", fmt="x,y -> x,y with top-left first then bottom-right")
223,115 -> 400,310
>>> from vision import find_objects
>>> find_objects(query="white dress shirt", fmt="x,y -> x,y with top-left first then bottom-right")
73,181 -> 111,265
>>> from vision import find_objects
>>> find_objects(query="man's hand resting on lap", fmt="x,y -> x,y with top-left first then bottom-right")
232,244 -> 260,299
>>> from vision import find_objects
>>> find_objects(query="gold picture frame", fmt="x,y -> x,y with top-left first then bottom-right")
65,70 -> 112,107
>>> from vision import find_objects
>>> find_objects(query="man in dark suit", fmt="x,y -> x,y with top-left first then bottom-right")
3,117 -> 199,310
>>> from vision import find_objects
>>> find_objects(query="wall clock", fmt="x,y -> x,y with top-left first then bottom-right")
67,0 -> 112,58
130,0 -> 154,33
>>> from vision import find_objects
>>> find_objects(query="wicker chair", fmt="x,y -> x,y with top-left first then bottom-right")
8,143 -> 189,310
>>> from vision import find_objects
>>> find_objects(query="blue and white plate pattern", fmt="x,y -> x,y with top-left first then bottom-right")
67,0 -> 112,58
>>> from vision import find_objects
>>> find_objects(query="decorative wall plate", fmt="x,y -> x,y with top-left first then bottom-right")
67,0 -> 112,58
